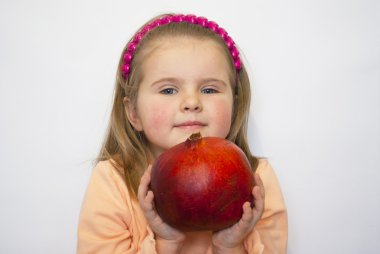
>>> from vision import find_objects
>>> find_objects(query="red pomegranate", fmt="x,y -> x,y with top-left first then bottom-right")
150,133 -> 254,231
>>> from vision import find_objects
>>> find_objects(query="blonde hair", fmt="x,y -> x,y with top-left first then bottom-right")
97,14 -> 259,198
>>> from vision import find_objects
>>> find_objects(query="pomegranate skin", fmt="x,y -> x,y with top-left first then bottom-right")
150,133 -> 254,232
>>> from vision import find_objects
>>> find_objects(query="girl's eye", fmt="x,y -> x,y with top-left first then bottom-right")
160,88 -> 177,95
201,88 -> 218,94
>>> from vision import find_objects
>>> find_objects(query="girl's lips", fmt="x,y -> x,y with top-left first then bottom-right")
174,121 -> 207,129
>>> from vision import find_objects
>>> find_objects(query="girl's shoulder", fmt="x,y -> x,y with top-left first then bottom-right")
93,159 -> 125,178
256,158 -> 271,172
89,159 -> 129,196
255,158 -> 281,185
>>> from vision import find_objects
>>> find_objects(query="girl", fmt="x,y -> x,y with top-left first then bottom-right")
77,14 -> 287,254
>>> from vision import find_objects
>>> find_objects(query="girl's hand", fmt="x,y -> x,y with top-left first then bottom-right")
211,174 -> 265,254
138,165 -> 185,253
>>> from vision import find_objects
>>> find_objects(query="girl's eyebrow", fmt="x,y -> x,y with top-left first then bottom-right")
151,77 -> 182,87
150,77 -> 228,87
199,78 -> 227,87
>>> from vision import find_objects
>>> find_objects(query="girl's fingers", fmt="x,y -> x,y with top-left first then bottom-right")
143,191 -> 158,220
211,174 -> 266,247
252,186 -> 264,214
234,202 -> 254,233
252,174 -> 265,217
138,166 -> 160,221
143,190 -> 154,210
136,166 -> 185,241
254,174 -> 264,198
240,202 -> 253,223
137,165 -> 152,207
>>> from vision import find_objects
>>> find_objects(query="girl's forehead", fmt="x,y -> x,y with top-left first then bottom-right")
143,36 -> 226,59
140,37 -> 232,82
155,36 -> 220,48
148,37 -> 229,64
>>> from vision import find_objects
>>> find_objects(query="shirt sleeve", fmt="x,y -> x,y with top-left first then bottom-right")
77,161 -> 157,254
244,159 -> 288,254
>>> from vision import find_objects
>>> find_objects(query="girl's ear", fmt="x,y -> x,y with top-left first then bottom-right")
123,97 -> 143,131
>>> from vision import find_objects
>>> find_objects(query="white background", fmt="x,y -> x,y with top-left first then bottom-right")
1,0 -> 379,253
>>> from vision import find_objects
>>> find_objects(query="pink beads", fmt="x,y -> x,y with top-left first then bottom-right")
234,59 -> 242,70
121,14 -> 242,79
127,42 -> 137,53
160,16 -> 172,25
196,17 -> 208,27
217,27 -> 228,40
122,64 -> 130,73
123,52 -> 132,63
172,14 -> 185,22
207,21 -> 219,33
184,14 -> 197,24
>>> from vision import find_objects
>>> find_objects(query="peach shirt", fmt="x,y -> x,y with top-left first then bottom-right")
77,159 -> 288,253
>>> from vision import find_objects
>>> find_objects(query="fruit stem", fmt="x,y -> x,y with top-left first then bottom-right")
186,133 -> 202,149
189,132 -> 202,141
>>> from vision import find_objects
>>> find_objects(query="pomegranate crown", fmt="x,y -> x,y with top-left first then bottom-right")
185,132 -> 203,149
121,14 -> 242,80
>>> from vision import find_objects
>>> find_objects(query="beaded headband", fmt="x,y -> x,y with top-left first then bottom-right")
121,14 -> 242,80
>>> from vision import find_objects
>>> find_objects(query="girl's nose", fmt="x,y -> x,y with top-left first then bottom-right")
181,93 -> 202,113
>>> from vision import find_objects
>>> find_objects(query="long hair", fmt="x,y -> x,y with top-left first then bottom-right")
97,14 -> 259,198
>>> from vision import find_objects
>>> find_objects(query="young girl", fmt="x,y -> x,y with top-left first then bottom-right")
77,13 -> 287,254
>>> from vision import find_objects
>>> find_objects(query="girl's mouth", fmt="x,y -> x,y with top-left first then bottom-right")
174,121 -> 207,130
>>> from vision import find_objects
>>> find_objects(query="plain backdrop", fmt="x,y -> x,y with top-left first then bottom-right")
1,0 -> 379,253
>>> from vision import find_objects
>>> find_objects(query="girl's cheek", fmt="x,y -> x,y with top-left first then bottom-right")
214,98 -> 233,118
148,103 -> 172,127
209,99 -> 233,136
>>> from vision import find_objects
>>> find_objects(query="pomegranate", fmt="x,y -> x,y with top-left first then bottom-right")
150,133 -> 254,232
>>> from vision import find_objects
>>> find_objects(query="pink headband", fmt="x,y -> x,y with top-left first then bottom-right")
121,14 -> 242,80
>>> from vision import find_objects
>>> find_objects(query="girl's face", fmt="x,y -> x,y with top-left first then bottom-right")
126,37 -> 234,158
